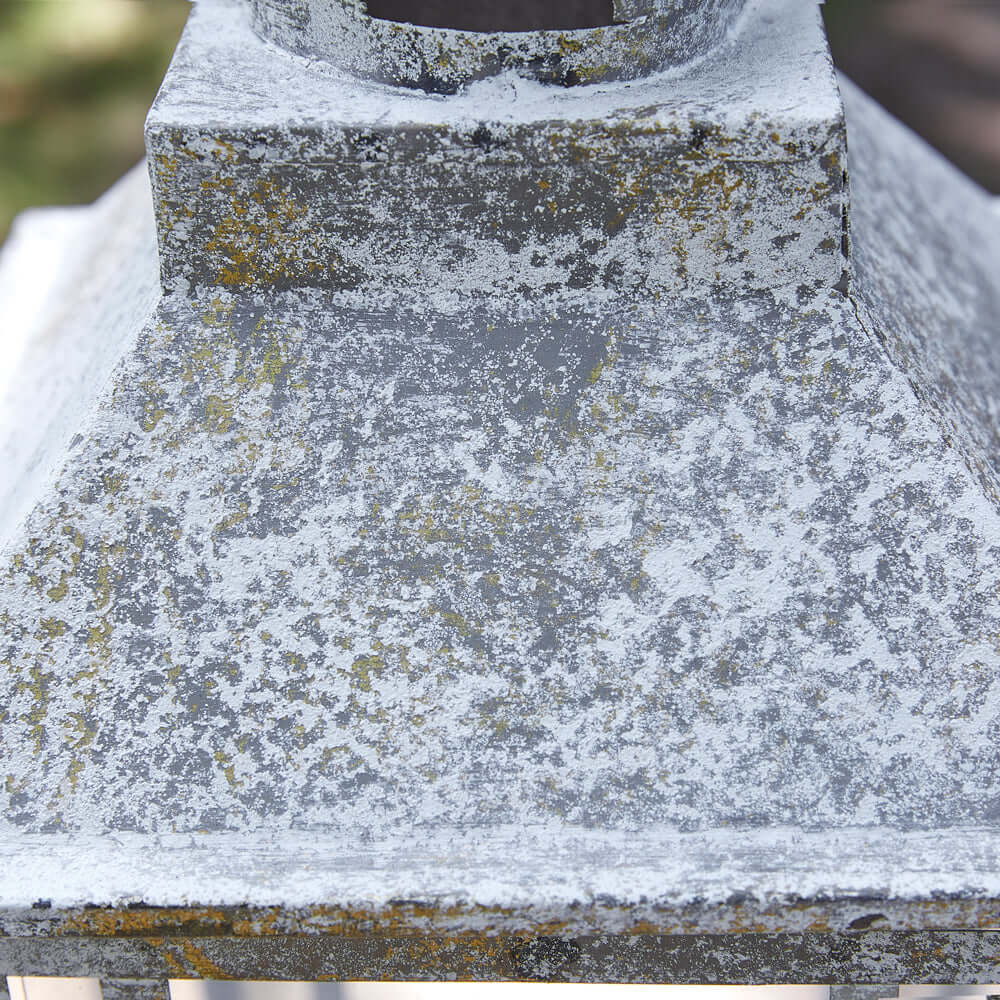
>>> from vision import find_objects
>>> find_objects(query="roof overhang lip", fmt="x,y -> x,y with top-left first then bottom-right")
2,824 -> 1000,935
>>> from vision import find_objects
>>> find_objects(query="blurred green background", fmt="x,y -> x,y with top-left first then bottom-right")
0,0 -> 998,248
0,0 -> 189,244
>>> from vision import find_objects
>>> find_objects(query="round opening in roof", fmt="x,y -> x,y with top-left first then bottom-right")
365,0 -> 615,32
247,0 -> 749,92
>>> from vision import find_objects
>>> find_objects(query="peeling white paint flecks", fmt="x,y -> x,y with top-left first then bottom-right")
247,0 -> 749,90
0,0 -> 999,940
146,0 -> 846,303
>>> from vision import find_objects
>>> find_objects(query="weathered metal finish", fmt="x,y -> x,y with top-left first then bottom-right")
247,0 -> 748,90
148,0 -> 844,299
830,988 -> 896,1000
0,167 -> 159,545
5,146 -> 997,837
0,828 -> 1000,938
99,980 -> 170,1000
7,278 -> 999,831
830,983 -> 899,1000
2,0 -> 1000,987
3,933 -> 1000,983
5,825 -> 1000,943
846,71 -> 1000,509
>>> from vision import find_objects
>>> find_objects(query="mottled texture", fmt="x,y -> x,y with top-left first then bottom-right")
99,981 -> 170,1000
0,167 -> 159,541
3,929 -> 1000,983
846,79 -> 1000,509
147,0 -> 846,300
3,279 -> 1000,835
247,0 -> 748,90
0,0 -> 999,986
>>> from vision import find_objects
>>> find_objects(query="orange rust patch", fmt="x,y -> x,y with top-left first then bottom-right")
40,896 -> 1000,941
59,905 -> 233,937
149,938 -> 191,979
388,932 -> 512,978
180,940 -> 235,979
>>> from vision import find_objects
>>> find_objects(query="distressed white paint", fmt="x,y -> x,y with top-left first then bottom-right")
147,0 -> 846,301
0,0 -> 998,946
0,166 -> 159,544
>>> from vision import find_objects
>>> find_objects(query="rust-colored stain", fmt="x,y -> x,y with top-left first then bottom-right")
179,940 -> 236,979
35,896 -> 1000,941
60,906 -> 234,938
149,939 -> 192,979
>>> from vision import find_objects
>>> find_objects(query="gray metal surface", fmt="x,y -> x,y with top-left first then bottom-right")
3,62 -> 995,836
99,982 -> 169,1000
1,0 -> 999,986
247,0 -> 748,90
847,73 -> 1000,509
5,277 -> 998,832
4,933 -> 1000,983
147,0 -> 844,298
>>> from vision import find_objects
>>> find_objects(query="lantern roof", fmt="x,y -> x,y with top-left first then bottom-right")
1,0 -> 999,984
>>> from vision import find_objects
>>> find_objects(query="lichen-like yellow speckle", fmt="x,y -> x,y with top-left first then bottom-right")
37,618 -> 67,639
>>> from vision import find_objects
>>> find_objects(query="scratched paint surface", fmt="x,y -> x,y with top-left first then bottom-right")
147,0 -> 846,300
1,0 -> 1000,961
844,76 -> 1000,510
247,0 -> 748,90
2,281 -> 999,832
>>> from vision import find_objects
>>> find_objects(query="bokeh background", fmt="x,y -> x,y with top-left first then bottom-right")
0,0 -> 189,244
823,0 -> 1000,195
0,0 -> 999,248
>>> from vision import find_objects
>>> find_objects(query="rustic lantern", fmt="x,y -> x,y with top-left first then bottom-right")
1,0 -> 999,997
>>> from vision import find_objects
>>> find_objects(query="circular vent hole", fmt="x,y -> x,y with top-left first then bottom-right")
364,0 -> 614,32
